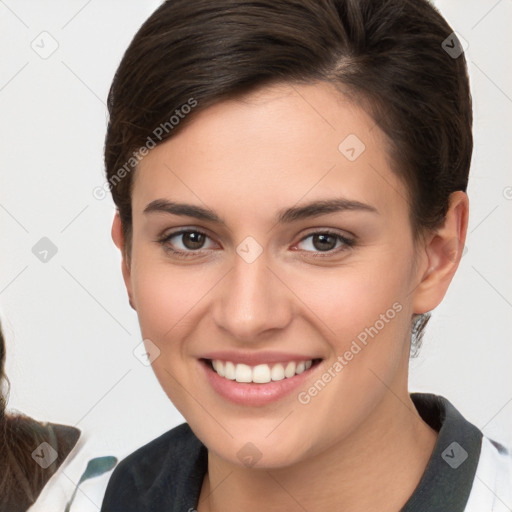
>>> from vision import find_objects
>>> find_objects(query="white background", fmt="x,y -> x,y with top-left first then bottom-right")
0,0 -> 511,473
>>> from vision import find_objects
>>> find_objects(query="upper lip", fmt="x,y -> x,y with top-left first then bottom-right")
200,350 -> 321,366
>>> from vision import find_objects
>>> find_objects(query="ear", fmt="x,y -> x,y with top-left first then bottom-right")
111,212 -> 136,310
411,191 -> 469,314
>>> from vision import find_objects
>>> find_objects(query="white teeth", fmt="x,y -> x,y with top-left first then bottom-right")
235,363 -> 252,383
252,364 -> 271,383
210,359 -> 315,383
224,361 -> 236,380
271,363 -> 285,381
215,360 -> 225,377
284,362 -> 296,378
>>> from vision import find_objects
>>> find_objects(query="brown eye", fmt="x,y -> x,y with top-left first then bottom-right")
296,231 -> 355,256
181,231 -> 206,250
158,229 -> 217,258
311,233 -> 337,251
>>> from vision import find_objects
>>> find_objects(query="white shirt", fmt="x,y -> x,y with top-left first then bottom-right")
27,432 -> 117,512
465,435 -> 512,511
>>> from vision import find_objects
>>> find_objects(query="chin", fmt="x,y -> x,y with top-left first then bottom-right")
201,425 -> 315,469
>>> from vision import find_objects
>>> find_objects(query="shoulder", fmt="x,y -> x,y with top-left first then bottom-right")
101,422 -> 206,512
107,422 -> 201,483
465,434 -> 512,511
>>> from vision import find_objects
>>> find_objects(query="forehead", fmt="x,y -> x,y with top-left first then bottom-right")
132,81 -> 410,228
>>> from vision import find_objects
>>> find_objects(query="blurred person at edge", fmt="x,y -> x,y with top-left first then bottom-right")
0,322 -> 117,511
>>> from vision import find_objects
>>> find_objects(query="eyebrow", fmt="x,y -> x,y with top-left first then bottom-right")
143,198 -> 379,225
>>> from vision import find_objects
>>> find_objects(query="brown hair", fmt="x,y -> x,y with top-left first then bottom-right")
104,0 -> 473,353
0,323 -> 80,510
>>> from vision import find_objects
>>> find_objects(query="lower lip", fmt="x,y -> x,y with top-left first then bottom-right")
200,359 -> 320,407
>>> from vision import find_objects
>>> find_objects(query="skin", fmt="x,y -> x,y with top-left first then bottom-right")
112,81 -> 469,511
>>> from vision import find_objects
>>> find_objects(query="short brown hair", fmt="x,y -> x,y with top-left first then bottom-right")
104,0 -> 473,352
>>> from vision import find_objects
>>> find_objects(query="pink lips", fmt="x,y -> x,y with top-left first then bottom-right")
199,351 -> 321,407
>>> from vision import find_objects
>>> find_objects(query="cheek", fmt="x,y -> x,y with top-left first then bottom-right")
132,272 -> 179,339
133,265 -> 203,341
290,253 -> 412,345
130,259 -> 207,407
130,247 -> 213,340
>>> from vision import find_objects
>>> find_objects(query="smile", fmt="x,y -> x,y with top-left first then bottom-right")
199,353 -> 323,406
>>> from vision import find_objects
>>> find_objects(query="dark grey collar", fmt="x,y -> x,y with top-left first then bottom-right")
401,393 -> 482,511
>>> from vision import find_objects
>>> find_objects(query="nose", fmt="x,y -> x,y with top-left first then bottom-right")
211,250 -> 293,343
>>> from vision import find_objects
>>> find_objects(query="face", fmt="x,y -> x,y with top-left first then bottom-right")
116,81 -> 439,469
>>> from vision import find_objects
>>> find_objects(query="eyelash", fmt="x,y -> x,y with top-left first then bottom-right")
156,228 -> 356,259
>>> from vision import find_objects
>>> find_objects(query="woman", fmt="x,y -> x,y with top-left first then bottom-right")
100,0 -> 512,510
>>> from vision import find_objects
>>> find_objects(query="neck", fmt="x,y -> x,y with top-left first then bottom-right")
198,392 -> 438,512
